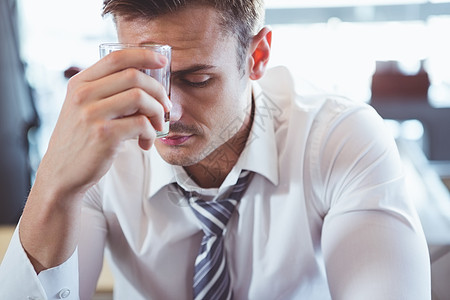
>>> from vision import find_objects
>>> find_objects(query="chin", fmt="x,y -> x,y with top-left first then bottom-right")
154,143 -> 202,167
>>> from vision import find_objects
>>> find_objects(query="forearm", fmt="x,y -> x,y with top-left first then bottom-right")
19,172 -> 84,274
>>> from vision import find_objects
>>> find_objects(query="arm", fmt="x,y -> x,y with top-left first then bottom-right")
315,104 -> 431,299
322,207 -> 430,300
0,48 -> 171,298
78,186 -> 108,300
20,48 -> 171,273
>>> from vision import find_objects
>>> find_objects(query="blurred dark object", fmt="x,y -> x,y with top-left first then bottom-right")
0,0 -> 39,224
371,61 -> 430,100
64,66 -> 83,79
370,60 -> 450,161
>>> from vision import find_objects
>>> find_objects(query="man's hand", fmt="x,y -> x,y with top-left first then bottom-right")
46,48 -> 171,195
20,48 -> 171,272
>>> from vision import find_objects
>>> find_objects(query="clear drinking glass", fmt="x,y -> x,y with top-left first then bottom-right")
99,43 -> 171,138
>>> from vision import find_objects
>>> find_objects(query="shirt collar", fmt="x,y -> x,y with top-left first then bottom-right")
234,81 -> 279,186
147,79 -> 281,198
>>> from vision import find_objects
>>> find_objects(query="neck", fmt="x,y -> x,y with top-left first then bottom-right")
184,97 -> 255,189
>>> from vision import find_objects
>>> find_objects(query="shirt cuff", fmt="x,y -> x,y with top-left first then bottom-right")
38,248 -> 79,299
0,224 -> 79,300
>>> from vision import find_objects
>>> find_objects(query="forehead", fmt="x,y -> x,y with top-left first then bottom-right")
115,5 -> 237,69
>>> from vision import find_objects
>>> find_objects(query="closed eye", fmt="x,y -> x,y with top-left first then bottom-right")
172,64 -> 216,89
182,78 -> 212,88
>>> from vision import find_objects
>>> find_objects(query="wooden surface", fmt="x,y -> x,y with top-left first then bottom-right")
0,225 -> 113,295
0,226 -> 14,260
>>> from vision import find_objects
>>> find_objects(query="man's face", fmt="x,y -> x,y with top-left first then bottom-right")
116,5 -> 253,167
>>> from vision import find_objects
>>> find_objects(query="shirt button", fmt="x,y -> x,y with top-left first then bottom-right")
58,288 -> 71,298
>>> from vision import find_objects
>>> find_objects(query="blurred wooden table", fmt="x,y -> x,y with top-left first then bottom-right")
0,226 -> 14,260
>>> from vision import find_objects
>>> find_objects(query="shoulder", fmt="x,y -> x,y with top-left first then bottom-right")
257,66 -> 375,123
303,95 -> 401,211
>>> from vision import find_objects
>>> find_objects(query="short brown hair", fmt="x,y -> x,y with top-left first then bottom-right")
102,0 -> 265,70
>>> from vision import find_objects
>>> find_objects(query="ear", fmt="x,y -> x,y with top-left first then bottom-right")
248,26 -> 272,81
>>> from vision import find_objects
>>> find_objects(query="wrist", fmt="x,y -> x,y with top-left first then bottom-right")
19,184 -> 83,272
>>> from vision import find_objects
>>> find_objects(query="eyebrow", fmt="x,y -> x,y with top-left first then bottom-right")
171,64 -> 216,77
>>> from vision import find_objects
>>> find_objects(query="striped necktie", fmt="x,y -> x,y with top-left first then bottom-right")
182,170 -> 254,300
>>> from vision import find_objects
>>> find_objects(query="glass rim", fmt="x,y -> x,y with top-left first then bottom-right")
99,42 -> 171,51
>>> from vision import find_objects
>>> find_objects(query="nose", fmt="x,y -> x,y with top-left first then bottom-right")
168,88 -> 182,123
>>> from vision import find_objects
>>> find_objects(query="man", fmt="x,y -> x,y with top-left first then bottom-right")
0,0 -> 431,299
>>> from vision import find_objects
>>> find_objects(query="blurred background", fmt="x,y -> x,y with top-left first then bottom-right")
1,0 -> 450,299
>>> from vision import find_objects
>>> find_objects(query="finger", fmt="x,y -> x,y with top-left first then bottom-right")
138,137 -> 153,150
81,68 -> 171,112
108,114 -> 157,149
89,88 -> 166,131
80,48 -> 168,82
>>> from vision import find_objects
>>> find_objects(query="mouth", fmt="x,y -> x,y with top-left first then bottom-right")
159,134 -> 193,146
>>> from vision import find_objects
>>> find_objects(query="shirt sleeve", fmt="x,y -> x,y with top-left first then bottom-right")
0,184 -> 106,300
311,102 -> 431,299
0,224 -> 79,300
78,184 -> 108,300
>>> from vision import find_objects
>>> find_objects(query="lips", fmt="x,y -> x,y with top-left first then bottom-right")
160,134 -> 192,146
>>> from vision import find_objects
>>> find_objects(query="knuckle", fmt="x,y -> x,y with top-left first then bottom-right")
129,88 -> 146,104
67,79 -> 82,101
105,51 -> 122,67
138,49 -> 152,62
66,76 -> 78,91
92,120 -> 113,142
79,105 -> 95,124
135,115 -> 150,128
123,68 -> 140,83
68,83 -> 92,106
75,85 -> 91,103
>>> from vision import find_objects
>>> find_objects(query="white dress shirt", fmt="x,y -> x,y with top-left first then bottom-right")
0,66 -> 431,300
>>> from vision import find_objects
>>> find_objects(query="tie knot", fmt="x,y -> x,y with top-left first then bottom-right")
181,170 -> 254,236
